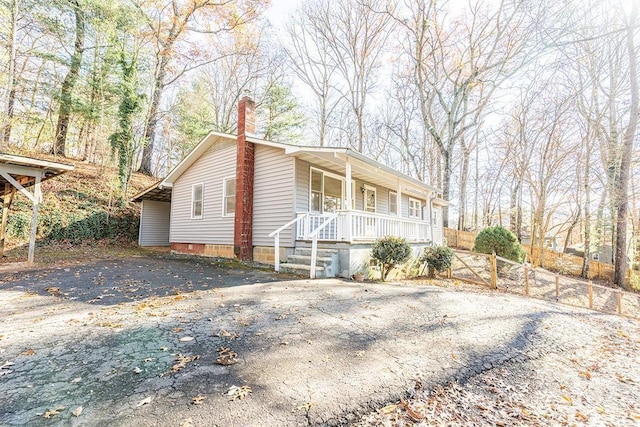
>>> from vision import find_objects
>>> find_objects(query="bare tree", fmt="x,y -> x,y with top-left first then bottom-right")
283,1 -> 340,147
135,0 -> 266,175
614,0 -> 639,288
391,0 -> 536,227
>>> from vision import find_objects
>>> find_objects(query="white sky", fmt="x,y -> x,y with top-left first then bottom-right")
265,0 -> 301,29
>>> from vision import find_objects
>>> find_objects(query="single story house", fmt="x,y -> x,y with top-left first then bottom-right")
133,97 -> 446,278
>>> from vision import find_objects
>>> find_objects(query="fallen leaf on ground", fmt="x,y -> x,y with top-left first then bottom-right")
136,397 -> 152,407
21,349 -> 36,356
297,401 -> 313,412
179,336 -> 194,342
578,370 -> 592,380
167,354 -> 200,374
43,406 -> 65,418
192,394 -> 206,405
575,411 -> 589,422
561,395 -> 573,405
172,327 -> 184,332
379,404 -> 398,414
72,407 -> 83,417
400,398 -> 424,422
226,385 -> 252,401
616,373 -> 634,383
215,329 -> 239,339
215,347 -> 238,365
180,417 -> 194,427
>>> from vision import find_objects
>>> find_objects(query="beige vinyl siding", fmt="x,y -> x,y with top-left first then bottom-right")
170,140 -> 236,244
295,159 -> 310,212
139,200 -> 171,246
253,145 -> 296,247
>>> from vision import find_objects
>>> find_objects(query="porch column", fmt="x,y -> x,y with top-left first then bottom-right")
345,158 -> 352,209
344,158 -> 352,242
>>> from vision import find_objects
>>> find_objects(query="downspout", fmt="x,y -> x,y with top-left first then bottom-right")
429,193 -> 436,245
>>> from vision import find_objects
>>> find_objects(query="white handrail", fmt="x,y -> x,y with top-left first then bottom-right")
270,213 -> 308,272
308,214 -> 338,279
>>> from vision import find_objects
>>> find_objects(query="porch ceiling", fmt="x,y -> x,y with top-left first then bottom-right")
0,153 -> 74,196
292,151 -> 435,198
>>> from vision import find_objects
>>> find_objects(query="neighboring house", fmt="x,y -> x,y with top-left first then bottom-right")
133,97 -> 446,278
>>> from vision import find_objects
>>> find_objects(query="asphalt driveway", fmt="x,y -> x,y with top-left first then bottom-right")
1,255 -> 638,426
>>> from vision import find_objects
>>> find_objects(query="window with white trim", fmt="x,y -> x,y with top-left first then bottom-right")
432,207 -> 440,225
223,177 -> 236,216
389,191 -> 397,215
364,185 -> 376,213
191,183 -> 203,219
409,198 -> 422,219
309,167 -> 346,213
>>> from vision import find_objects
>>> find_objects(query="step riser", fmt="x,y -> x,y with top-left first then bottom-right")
280,247 -> 340,278
280,266 -> 327,279
293,248 -> 338,257
288,255 -> 333,267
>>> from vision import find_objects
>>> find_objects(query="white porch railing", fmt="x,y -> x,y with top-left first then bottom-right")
271,211 -> 431,279
269,213 -> 308,273
296,211 -> 431,243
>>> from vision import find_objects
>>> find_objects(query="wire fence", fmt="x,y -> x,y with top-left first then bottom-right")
448,250 -> 640,320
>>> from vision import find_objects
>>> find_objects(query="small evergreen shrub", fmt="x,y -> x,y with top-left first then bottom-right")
421,245 -> 454,278
473,226 -> 525,263
371,236 -> 412,281
7,211 -> 31,238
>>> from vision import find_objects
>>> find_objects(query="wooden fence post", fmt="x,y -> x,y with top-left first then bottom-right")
524,265 -> 529,296
617,289 -> 622,314
588,281 -> 593,309
490,253 -> 497,289
555,274 -> 559,300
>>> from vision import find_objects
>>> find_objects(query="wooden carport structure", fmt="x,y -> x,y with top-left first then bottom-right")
0,154 -> 74,264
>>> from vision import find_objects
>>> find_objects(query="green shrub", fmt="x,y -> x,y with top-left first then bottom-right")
473,226 -> 525,263
371,236 -> 412,281
7,211 -> 31,238
421,245 -> 454,278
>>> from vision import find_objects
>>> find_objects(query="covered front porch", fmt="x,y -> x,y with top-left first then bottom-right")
268,145 -> 445,278
295,211 -> 433,243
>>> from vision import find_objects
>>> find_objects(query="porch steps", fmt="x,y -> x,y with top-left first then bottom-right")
279,263 -> 324,277
280,248 -> 340,278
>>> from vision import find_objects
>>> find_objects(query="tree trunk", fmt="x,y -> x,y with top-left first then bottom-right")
138,55 -> 168,175
2,0 -> 18,147
614,1 -> 638,289
458,147 -> 470,231
441,150 -> 452,228
3,86 -> 16,145
52,0 -> 85,156
510,182 -> 519,235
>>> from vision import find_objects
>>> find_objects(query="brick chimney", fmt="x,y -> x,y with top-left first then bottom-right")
234,95 -> 256,261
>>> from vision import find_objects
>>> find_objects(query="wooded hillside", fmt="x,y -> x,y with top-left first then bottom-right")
1,0 -> 638,286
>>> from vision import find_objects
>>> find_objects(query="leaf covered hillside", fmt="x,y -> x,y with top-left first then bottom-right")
3,155 -> 156,252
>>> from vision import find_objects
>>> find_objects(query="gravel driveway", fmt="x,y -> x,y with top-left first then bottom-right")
0,255 -> 638,426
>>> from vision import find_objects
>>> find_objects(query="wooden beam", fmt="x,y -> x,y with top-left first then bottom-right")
27,174 -> 42,265
0,184 -> 15,257
0,170 -> 37,202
